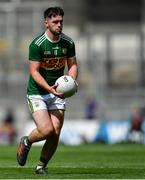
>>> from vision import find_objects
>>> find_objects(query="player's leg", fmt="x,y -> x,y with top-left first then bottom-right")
40,110 -> 64,160
17,95 -> 55,166
28,109 -> 55,142
35,109 -> 64,174
17,109 -> 55,166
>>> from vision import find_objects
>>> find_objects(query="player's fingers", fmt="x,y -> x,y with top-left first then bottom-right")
52,84 -> 57,89
55,92 -> 65,99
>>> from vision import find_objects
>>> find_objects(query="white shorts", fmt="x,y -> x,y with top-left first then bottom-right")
27,94 -> 66,113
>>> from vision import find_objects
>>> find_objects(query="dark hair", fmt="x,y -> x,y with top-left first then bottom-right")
44,7 -> 64,19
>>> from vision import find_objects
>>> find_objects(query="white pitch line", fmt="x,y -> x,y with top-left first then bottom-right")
0,165 -> 33,168
0,164 -> 144,170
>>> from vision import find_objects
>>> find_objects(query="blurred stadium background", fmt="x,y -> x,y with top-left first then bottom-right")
0,0 -> 145,145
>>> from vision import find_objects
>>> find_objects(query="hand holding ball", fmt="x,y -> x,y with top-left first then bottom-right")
55,75 -> 78,98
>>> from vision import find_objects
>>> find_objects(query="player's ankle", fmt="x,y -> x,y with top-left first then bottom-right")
27,136 -> 32,147
38,156 -> 49,167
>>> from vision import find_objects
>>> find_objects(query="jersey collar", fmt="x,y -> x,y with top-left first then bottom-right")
44,32 -> 60,43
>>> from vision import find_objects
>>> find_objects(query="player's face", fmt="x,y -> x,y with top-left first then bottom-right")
45,15 -> 63,36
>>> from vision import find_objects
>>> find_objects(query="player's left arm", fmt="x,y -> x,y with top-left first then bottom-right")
67,57 -> 78,80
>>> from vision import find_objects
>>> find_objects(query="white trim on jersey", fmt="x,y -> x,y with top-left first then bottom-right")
35,34 -> 45,45
34,34 -> 47,47
37,37 -> 46,46
44,32 -> 60,43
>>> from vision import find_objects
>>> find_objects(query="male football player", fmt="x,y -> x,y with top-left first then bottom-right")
17,7 -> 78,174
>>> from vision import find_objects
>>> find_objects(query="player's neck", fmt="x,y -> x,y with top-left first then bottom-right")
45,30 -> 60,42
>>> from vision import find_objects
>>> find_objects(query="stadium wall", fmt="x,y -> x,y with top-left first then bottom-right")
23,118 -> 145,145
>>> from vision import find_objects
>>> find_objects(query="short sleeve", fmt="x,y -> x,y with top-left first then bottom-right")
67,42 -> 76,59
29,43 -> 41,61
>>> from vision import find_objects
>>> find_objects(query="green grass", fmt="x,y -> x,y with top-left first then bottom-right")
0,143 -> 145,179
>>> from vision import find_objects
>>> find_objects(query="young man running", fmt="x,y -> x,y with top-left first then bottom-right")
17,7 -> 78,174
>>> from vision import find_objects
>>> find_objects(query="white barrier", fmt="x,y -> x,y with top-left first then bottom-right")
24,119 -> 131,145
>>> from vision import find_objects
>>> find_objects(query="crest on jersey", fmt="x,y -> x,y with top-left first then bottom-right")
62,48 -> 67,55
34,101 -> 40,107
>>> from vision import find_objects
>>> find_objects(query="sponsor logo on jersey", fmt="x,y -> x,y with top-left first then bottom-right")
44,51 -> 51,55
40,56 -> 66,70
52,47 -> 59,50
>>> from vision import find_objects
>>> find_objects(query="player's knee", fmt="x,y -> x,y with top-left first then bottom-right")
39,126 -> 54,137
44,127 -> 54,137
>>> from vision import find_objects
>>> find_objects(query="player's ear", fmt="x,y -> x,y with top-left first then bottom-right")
44,20 -> 49,28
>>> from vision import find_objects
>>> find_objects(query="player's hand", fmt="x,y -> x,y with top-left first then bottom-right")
49,85 -> 65,98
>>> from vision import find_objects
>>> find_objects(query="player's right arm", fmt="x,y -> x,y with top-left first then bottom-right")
29,60 -> 62,97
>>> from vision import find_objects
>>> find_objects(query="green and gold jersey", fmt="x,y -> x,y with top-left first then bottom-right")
27,32 -> 76,95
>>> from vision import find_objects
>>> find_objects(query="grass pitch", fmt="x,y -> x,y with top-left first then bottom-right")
0,143 -> 145,179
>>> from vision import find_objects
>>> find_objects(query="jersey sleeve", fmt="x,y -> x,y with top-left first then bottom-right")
67,41 -> 76,59
29,42 -> 41,61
